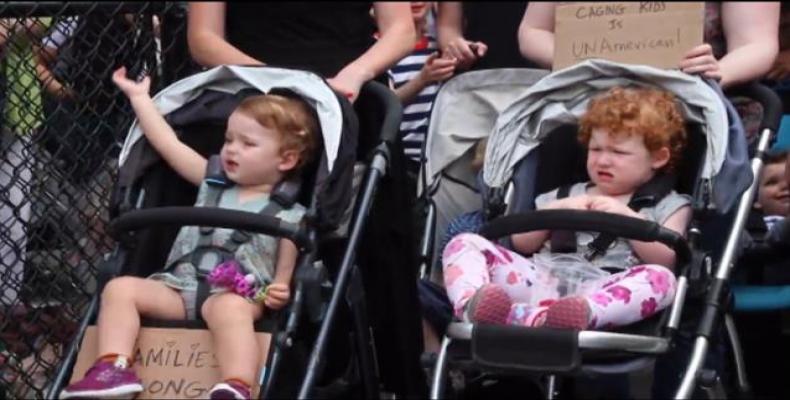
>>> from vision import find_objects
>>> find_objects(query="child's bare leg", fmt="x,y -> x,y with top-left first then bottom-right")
97,277 -> 186,358
422,319 -> 441,353
201,292 -> 264,385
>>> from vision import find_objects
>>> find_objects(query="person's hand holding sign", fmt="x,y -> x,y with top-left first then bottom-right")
679,43 -> 722,82
520,2 -> 778,91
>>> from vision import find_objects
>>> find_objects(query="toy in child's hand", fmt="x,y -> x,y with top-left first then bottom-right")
112,67 -> 151,97
207,260 -> 268,303
124,61 -> 146,82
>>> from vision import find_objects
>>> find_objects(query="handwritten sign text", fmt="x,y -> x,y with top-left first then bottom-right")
553,2 -> 704,70
70,326 -> 269,399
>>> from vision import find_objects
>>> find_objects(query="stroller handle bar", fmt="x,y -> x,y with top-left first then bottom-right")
725,82 -> 783,133
109,206 -> 311,250
479,209 -> 691,265
358,80 -> 403,145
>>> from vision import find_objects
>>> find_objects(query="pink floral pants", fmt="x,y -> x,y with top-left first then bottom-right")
442,233 -> 677,329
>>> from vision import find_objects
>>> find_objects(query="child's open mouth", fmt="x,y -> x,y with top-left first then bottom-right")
597,171 -> 613,180
225,160 -> 238,172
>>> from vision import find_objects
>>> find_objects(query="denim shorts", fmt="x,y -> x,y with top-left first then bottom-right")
179,289 -> 199,320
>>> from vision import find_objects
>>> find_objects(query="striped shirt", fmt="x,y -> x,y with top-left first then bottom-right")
388,34 -> 440,163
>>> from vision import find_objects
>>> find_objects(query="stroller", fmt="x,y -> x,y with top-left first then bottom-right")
47,65 -> 423,399
420,59 -> 781,399
721,99 -> 788,397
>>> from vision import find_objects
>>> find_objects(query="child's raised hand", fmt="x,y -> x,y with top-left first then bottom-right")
112,66 -> 151,98
263,283 -> 290,310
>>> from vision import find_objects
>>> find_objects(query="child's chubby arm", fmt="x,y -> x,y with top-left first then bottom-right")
112,67 -> 207,186
511,194 -> 594,255
264,238 -> 298,310
587,196 -> 691,269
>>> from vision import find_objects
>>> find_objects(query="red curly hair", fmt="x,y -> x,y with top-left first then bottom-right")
578,86 -> 687,172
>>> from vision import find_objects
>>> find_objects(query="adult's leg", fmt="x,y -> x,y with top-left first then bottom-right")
421,319 -> 441,353
96,277 -> 186,358
201,292 -> 264,386
417,279 -> 454,353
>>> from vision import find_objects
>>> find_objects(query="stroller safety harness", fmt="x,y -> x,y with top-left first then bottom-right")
550,173 -> 676,261
166,155 -> 303,319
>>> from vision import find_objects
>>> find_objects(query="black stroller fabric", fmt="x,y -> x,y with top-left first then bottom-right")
472,325 -> 580,373
707,82 -> 754,215
113,87 -> 358,233
418,280 -> 454,337
352,98 -> 428,398
111,86 -> 357,284
311,99 -> 427,398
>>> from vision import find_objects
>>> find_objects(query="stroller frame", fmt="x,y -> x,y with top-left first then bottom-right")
296,81 -> 402,399
676,83 -> 783,399
425,79 -> 782,400
430,209 -> 692,399
46,68 -> 409,399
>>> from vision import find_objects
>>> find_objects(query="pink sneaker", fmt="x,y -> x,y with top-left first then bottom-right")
59,360 -> 143,399
209,380 -> 252,399
464,284 -> 512,325
543,296 -> 591,330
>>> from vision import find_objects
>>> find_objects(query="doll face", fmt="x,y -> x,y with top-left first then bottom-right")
757,161 -> 790,216
586,129 -> 669,196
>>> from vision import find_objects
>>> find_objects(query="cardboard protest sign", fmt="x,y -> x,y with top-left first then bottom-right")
553,2 -> 705,70
70,326 -> 270,399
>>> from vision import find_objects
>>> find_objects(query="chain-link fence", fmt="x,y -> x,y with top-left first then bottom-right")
0,3 -> 197,398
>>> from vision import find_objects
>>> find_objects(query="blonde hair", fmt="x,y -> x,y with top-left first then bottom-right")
236,94 -> 319,177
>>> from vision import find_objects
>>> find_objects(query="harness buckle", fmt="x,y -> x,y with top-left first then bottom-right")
583,245 -> 603,261
231,230 -> 251,244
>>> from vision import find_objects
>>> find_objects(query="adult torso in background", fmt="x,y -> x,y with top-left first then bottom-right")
703,2 -> 726,60
780,3 -> 790,53
704,1 -> 762,144
226,2 -> 376,77
462,2 -> 536,70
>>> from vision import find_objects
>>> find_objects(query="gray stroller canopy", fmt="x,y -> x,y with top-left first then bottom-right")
119,65 -> 344,173
115,65 -> 359,231
483,59 -> 730,199
424,68 -> 550,190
